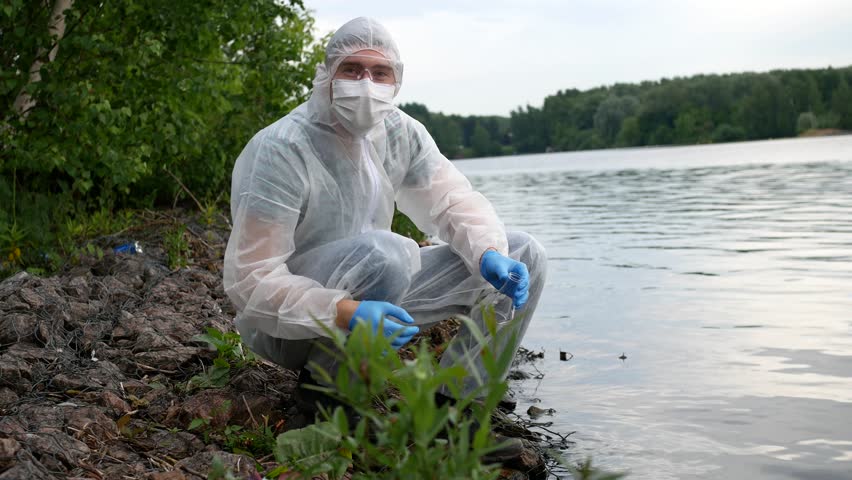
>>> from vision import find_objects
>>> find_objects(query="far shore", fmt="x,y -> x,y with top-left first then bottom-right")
798,128 -> 851,137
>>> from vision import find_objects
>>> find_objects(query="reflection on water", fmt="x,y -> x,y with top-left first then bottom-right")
457,136 -> 852,479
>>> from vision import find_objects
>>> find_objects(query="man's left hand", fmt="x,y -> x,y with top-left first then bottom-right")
480,250 -> 530,308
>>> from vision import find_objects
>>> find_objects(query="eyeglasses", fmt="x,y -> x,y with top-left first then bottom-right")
335,61 -> 396,84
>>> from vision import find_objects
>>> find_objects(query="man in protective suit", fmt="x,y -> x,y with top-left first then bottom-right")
224,16 -> 547,462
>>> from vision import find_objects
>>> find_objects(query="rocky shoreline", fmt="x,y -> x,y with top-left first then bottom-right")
0,210 -> 551,479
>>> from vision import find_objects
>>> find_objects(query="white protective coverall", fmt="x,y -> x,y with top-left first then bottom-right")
223,17 -> 547,393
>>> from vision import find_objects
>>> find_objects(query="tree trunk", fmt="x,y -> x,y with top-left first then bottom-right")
12,0 -> 74,116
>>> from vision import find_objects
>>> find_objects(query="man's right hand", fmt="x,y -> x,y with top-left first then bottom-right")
336,300 -> 419,349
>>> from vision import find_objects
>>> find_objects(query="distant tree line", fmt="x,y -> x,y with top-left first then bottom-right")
400,65 -> 852,158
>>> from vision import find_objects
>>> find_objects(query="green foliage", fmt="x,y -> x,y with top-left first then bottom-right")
391,207 -> 426,244
188,328 -> 257,390
405,66 -> 852,158
164,224 -> 190,270
797,112 -> 819,133
2,0 -> 324,274
832,76 -> 852,129
275,420 -> 350,479
190,407 -> 278,460
273,309 -> 522,479
0,222 -> 27,271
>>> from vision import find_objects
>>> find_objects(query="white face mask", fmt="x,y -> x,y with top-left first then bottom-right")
331,79 -> 396,137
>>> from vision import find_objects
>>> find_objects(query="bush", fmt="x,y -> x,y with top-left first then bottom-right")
272,311 -> 517,479
1,0 -> 325,274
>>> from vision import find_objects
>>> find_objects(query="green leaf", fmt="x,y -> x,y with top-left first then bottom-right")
274,422 -> 349,479
188,417 -> 207,430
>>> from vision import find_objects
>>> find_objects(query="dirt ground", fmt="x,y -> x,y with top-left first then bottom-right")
0,209 -> 550,479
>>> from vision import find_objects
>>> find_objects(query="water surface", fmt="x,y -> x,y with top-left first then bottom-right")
456,136 -> 852,479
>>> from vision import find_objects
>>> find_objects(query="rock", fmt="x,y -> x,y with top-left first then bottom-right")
526,406 -> 555,419
4,343 -> 62,364
138,430 -> 205,459
51,373 -> 92,391
0,356 -> 33,387
63,275 -> 92,300
98,460 -> 149,479
16,431 -> 90,469
50,361 -> 124,392
120,378 -> 151,396
174,451 -> 260,478
0,313 -> 38,344
133,330 -> 182,352
498,468 -> 529,480
0,271 -> 31,297
134,346 -> 201,371
0,437 -> 21,469
97,390 -> 132,416
0,460 -> 58,480
66,406 -> 117,444
0,416 -> 26,436
18,287 -> 44,309
164,390 -> 236,429
0,387 -> 19,410
502,443 -> 548,480
147,471 -> 188,480
507,369 -> 531,380
498,392 -> 517,413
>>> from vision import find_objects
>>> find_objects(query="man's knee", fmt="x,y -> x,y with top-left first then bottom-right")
350,230 -> 415,301
507,231 -> 547,274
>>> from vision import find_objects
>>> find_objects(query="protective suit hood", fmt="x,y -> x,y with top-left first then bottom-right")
307,17 -> 404,127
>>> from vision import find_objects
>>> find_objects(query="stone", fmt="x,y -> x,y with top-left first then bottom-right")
0,437 -> 21,469
16,431 -> 90,469
0,460 -> 58,480
163,390 -> 236,429
147,471 -> 188,480
0,313 -> 38,344
502,445 -> 548,480
18,287 -> 44,309
0,356 -> 33,386
134,346 -> 200,371
99,390 -> 131,416
64,276 -> 91,300
0,387 -> 19,409
66,406 -> 117,443
142,430 -> 205,459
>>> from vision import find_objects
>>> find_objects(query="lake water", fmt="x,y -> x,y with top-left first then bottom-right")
455,136 -> 852,480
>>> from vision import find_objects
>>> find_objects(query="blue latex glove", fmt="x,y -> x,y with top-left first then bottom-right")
349,301 -> 420,350
480,250 -> 530,308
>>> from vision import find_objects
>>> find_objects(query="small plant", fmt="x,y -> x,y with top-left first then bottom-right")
223,415 -> 278,457
164,224 -> 190,269
273,308 -> 519,479
188,327 -> 256,390
0,221 -> 27,270
391,207 -> 426,244
201,200 -> 220,226
188,400 -> 232,443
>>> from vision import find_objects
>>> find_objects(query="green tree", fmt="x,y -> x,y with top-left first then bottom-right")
1,0 -> 323,266
832,76 -> 852,129
797,112 -> 819,133
593,95 -> 639,144
431,115 -> 463,158
470,122 -> 494,157
615,116 -> 641,147
673,108 -> 713,144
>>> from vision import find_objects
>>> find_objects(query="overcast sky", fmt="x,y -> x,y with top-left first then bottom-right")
307,0 -> 852,117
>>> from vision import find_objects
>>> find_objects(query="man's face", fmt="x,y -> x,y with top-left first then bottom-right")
332,49 -> 396,85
